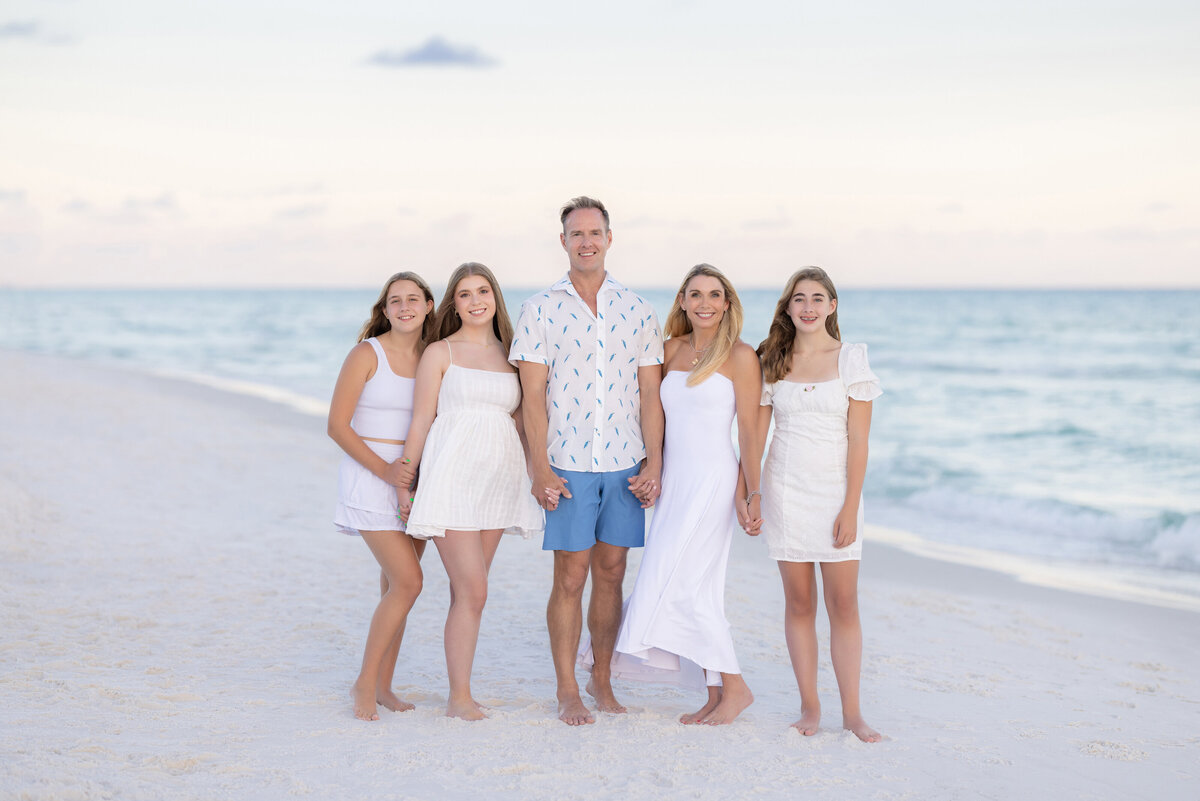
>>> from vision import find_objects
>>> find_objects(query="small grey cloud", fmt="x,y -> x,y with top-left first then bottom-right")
275,203 -> 326,220
0,20 -> 38,38
0,188 -> 26,205
368,36 -> 497,69
937,202 -> 964,214
61,194 -> 177,223
741,208 -> 791,231
1144,202 -> 1173,214
123,193 -> 176,214
1,19 -> 75,45
62,198 -> 93,215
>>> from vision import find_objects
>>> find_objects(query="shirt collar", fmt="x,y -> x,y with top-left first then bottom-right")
551,272 -> 626,298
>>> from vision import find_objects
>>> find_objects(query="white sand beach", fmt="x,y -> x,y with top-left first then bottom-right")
2,349 -> 1197,801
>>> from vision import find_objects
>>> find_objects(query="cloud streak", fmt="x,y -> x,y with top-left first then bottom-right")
367,36 -> 497,69
0,20 -> 38,38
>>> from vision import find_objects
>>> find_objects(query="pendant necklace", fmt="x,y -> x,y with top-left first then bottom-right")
689,333 -> 714,367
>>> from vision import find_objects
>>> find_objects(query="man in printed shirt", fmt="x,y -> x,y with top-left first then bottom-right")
509,196 -> 665,725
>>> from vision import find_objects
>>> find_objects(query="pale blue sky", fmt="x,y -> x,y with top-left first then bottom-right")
1,1 -> 1197,287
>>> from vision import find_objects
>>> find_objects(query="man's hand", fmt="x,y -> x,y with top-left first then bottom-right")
627,464 -> 661,509
532,464 -> 571,511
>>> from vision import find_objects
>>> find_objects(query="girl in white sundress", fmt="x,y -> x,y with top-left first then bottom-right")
396,262 -> 543,720
328,271 -> 437,721
754,266 -> 883,743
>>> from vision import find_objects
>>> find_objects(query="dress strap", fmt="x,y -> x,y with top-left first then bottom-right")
445,340 -> 453,365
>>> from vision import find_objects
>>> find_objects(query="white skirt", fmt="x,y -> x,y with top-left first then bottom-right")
333,440 -> 406,536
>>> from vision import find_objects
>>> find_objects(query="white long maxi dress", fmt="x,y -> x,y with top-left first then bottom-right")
601,370 -> 742,689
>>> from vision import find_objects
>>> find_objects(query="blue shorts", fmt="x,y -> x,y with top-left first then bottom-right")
542,465 -> 645,552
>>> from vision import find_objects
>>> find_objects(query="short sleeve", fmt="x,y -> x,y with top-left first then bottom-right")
637,303 -> 665,367
508,300 -> 549,367
841,343 -> 882,402
760,381 -> 776,407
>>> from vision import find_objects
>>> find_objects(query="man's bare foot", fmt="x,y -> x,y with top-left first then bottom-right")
351,683 -> 379,721
585,676 -> 627,714
557,694 -> 595,726
446,697 -> 487,721
699,683 -> 754,725
790,707 -> 820,736
843,715 -> 881,743
679,690 -> 720,725
376,687 -> 415,713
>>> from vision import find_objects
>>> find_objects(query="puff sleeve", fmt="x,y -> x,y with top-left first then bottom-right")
841,343 -> 882,402
760,381 -> 777,407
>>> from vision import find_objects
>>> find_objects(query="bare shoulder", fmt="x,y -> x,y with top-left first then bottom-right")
664,337 -> 686,360
344,339 -> 378,371
730,340 -> 761,371
419,339 -> 452,370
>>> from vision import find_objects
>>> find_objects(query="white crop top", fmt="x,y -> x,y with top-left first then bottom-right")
350,337 -> 415,440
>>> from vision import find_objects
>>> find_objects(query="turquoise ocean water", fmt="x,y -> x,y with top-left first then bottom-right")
3,287 -> 1198,601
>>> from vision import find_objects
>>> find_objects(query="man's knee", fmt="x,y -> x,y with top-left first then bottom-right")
589,545 -> 628,587
552,551 -> 591,597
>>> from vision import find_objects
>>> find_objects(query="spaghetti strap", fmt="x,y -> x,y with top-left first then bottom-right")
445,340 -> 453,365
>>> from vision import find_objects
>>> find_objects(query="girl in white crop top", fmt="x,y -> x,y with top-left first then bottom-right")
328,271 -> 436,722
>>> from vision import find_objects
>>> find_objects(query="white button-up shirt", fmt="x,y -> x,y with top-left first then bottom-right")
510,273 -> 664,473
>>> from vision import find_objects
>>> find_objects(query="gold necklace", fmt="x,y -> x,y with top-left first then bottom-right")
689,333 -> 714,367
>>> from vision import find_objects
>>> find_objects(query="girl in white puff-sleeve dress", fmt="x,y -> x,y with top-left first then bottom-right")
754,266 -> 883,743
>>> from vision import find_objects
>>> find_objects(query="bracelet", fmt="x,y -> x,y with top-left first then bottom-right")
745,490 -> 761,503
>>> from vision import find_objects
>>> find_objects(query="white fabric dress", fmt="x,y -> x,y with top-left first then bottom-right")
760,343 -> 882,562
591,370 -> 742,689
404,355 -> 543,540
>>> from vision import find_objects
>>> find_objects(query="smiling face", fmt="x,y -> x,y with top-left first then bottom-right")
384,279 -> 433,334
680,274 -> 729,333
787,278 -> 837,334
560,207 -> 612,275
452,273 -> 496,327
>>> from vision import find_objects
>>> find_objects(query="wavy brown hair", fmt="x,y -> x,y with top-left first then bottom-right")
757,267 -> 841,383
434,262 -> 515,351
664,264 -> 743,386
358,271 -> 438,346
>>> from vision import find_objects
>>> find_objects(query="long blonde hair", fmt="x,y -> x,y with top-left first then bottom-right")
757,267 -> 841,383
434,262 -> 515,351
358,271 -> 438,347
664,264 -> 743,386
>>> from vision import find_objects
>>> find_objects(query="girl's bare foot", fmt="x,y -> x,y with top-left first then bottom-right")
843,714 -> 881,743
446,697 -> 487,721
680,688 -> 720,725
351,683 -> 379,721
790,706 -> 821,736
376,687 -> 415,713
699,683 -> 754,725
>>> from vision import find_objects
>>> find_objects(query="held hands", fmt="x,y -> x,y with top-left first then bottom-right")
832,505 -> 858,549
532,464 -> 570,511
737,492 -> 763,536
383,457 -> 416,489
397,492 -> 413,525
628,464 -> 661,509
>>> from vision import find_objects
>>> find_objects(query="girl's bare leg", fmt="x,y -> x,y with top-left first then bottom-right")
433,529 -> 503,720
779,561 -> 821,735
376,537 -> 427,710
820,560 -> 880,742
353,530 -> 424,721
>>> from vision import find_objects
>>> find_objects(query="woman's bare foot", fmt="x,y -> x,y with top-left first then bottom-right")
699,682 -> 754,725
585,676 -> 627,714
351,682 -> 379,721
680,687 -> 720,725
843,714 -> 881,743
376,687 -> 415,713
790,707 -> 820,736
446,696 -> 487,721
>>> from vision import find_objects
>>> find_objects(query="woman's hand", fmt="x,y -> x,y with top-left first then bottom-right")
737,493 -> 763,536
832,505 -> 858,548
383,457 -> 416,489
397,492 -> 413,525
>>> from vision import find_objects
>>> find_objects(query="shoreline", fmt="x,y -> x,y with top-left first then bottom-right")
3,348 -> 1197,800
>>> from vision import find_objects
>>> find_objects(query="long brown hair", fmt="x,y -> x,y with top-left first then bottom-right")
434,262 -> 515,351
358,271 -> 438,346
757,267 -> 841,383
664,264 -> 743,386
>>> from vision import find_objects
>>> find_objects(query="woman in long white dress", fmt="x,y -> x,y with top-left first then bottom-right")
605,264 -> 763,725
327,271 -> 437,721
755,266 -> 883,742
396,262 -> 543,720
